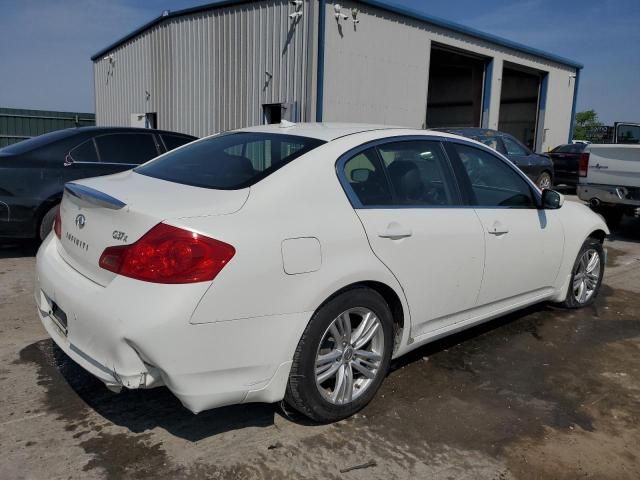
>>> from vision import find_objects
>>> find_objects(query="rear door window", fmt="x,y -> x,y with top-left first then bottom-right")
502,136 -> 529,156
343,148 -> 393,206
376,140 -> 457,206
161,134 -> 194,151
68,139 -> 99,163
135,132 -> 325,189
95,133 -> 159,164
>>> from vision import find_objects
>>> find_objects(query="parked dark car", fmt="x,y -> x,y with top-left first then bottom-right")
433,128 -> 554,189
0,127 -> 196,240
548,143 -> 587,186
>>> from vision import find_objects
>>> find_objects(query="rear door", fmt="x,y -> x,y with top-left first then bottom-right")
340,138 -> 485,337
446,141 -> 564,306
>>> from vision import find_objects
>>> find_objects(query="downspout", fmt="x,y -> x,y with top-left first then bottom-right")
568,67 -> 581,142
316,0 -> 326,122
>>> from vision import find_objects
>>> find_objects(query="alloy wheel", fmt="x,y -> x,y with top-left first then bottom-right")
314,307 -> 385,405
572,248 -> 601,304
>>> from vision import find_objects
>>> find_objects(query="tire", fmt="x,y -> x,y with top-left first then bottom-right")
38,204 -> 59,241
559,237 -> 605,309
285,288 -> 394,422
535,171 -> 552,190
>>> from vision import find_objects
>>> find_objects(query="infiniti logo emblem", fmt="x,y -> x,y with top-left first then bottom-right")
75,214 -> 86,229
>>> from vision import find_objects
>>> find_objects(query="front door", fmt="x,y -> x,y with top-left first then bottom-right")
340,139 -> 485,337
447,142 -> 564,306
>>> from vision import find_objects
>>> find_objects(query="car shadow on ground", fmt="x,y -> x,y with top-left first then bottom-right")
607,215 -> 640,243
0,239 -> 39,259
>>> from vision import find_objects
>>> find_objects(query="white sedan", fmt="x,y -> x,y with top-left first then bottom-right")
35,123 -> 608,422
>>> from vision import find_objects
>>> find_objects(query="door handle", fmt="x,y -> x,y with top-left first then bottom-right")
488,221 -> 509,235
378,222 -> 412,240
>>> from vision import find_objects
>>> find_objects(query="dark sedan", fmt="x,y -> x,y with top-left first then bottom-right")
548,143 -> 587,186
433,128 -> 554,189
0,127 -> 196,240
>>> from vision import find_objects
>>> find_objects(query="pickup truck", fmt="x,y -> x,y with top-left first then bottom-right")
577,122 -> 640,225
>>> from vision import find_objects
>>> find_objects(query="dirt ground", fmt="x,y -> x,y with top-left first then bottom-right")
1,203 -> 640,480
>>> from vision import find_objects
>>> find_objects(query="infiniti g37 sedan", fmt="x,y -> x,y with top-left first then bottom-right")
35,123 -> 608,422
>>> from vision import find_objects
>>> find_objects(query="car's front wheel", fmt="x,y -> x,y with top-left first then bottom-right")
285,288 -> 393,422
559,237 -> 605,308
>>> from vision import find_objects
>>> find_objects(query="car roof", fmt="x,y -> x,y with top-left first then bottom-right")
57,126 -> 197,138
430,127 -> 503,137
237,122 -> 413,142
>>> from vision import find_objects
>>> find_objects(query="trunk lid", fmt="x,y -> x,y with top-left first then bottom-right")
57,170 -> 248,286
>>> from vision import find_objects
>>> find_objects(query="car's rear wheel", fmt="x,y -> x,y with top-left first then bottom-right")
536,171 -> 552,190
285,288 -> 393,422
38,204 -> 59,241
559,237 -> 604,308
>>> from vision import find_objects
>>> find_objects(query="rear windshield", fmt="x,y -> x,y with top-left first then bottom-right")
135,132 -> 325,189
0,129 -> 76,155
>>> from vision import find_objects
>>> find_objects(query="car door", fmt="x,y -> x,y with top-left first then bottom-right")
94,132 -> 162,169
339,138 -> 485,337
446,142 -> 564,306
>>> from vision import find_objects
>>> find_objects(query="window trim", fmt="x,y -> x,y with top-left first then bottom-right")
444,138 -> 542,209
336,135 -> 464,209
68,138 -> 101,165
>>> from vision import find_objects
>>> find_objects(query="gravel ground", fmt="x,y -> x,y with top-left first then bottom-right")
1,198 -> 640,480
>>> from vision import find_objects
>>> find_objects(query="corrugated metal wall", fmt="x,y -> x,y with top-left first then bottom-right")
94,0 -> 314,137
0,108 -> 95,148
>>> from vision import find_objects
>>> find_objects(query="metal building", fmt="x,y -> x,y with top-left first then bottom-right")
0,108 -> 95,148
92,0 -> 582,152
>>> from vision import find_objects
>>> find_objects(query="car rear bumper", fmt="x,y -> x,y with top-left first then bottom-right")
35,235 -> 311,413
578,183 -> 640,210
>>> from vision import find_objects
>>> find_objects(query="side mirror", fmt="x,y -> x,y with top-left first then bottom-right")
541,189 -> 564,209
64,154 -> 74,167
351,168 -> 370,183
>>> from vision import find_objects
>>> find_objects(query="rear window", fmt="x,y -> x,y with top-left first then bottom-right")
552,144 -> 585,153
135,132 -> 325,189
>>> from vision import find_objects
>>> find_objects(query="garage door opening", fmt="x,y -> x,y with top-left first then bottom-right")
498,64 -> 543,150
426,46 -> 487,128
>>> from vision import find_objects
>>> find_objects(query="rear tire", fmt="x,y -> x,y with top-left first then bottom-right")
285,288 -> 393,422
38,204 -> 59,241
559,238 -> 604,309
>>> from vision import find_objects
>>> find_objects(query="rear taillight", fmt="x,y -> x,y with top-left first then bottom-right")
99,223 -> 235,284
53,208 -> 62,239
579,152 -> 590,177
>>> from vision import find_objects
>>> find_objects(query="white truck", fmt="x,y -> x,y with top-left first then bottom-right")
577,122 -> 640,226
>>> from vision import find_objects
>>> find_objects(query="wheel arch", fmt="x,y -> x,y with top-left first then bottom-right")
314,280 -> 407,354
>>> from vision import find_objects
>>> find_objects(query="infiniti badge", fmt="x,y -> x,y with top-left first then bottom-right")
75,214 -> 86,229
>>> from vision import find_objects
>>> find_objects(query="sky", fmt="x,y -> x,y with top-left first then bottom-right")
0,0 -> 638,124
